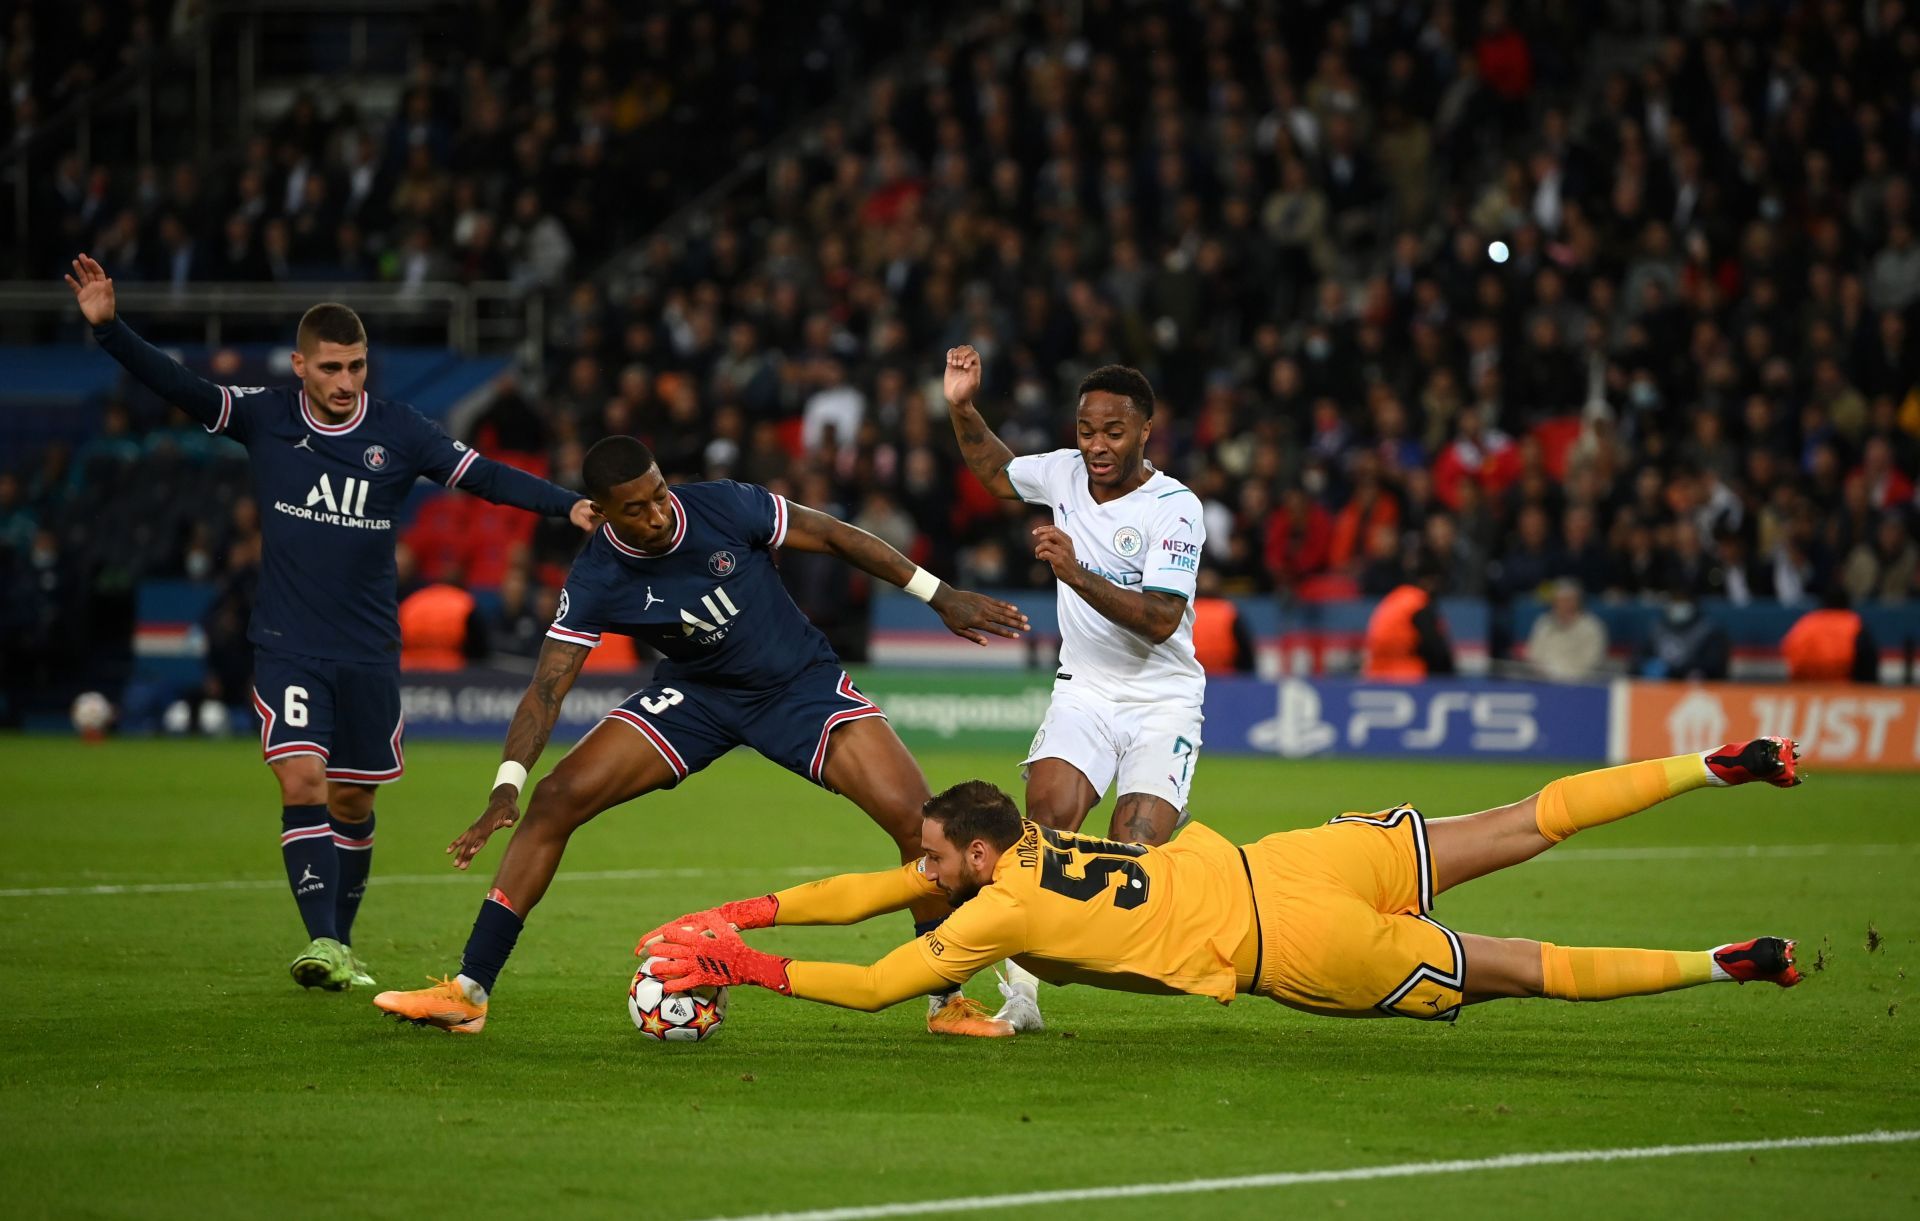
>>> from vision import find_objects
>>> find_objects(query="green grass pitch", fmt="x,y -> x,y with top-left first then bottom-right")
2,736 -> 1916,1219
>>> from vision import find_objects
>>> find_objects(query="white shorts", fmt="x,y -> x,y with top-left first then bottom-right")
1021,684 -> 1204,812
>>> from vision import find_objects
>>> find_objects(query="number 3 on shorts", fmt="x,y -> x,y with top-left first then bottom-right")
639,687 -> 684,716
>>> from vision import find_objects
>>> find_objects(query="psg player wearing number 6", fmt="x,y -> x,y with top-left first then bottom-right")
373,435 -> 1030,1034
65,253 -> 597,994
642,740 -> 1806,1029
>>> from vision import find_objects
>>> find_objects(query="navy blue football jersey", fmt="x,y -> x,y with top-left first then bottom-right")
547,481 -> 838,689
94,319 -> 578,663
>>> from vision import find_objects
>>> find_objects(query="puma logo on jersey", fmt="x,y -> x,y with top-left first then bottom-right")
680,586 -> 742,641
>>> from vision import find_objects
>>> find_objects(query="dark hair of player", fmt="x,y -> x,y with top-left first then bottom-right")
1076,364 -> 1154,419
582,435 -> 659,500
921,779 -> 1024,850
296,303 -> 368,352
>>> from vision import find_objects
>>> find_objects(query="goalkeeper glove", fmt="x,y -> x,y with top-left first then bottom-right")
647,913 -> 793,995
635,895 -> 778,955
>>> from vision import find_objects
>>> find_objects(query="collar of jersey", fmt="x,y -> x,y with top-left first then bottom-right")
299,390 -> 369,435
602,491 -> 687,558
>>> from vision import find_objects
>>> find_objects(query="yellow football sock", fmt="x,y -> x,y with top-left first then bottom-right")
1532,756 -> 1710,844
1539,943 -> 1716,1000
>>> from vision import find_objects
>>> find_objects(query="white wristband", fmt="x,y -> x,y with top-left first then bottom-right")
903,566 -> 942,603
493,761 -> 529,796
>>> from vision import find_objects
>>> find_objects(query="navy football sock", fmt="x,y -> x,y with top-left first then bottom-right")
458,889 -> 525,996
330,811 -> 375,945
915,918 -> 959,999
281,804 -> 338,941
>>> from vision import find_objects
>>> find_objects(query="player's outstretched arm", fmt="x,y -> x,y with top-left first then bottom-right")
636,860 -> 942,948
942,345 -> 1020,499
649,918 -> 956,1012
1033,524 -> 1186,643
782,502 -> 1028,645
66,254 -> 231,430
449,635 -> 590,869
446,447 -> 597,530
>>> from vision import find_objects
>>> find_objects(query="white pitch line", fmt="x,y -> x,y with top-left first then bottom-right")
3,840 -> 1914,899
697,1130 -> 1920,1221
0,864 -> 838,899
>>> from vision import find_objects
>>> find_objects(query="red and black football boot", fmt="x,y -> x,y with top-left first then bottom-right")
1713,937 -> 1802,987
1703,736 -> 1802,787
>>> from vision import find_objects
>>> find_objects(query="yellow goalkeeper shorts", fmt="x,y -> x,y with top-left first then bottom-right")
1241,805 -> 1465,1022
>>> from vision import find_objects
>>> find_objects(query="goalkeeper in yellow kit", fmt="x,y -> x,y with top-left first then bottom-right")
642,739 -> 1805,1033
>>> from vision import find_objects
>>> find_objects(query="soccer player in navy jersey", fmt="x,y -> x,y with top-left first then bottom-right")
373,435 -> 1032,1035
65,253 -> 597,991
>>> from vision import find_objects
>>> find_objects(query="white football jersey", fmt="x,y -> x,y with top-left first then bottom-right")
1007,449 -> 1206,706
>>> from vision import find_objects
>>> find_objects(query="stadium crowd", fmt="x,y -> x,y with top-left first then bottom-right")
5,0 -> 1920,714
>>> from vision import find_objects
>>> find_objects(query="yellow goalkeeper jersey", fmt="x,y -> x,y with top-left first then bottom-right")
917,819 -> 1255,1003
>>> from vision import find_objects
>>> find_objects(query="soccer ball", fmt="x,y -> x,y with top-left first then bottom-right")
162,699 -> 194,735
71,691 -> 114,739
629,956 -> 728,1042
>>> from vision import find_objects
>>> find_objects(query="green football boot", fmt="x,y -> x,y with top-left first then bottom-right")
289,937 -> 352,991
342,945 -> 377,989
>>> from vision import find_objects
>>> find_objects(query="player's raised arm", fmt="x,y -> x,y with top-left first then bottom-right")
780,501 -> 1029,645
449,634 -> 590,869
66,254 -> 234,432
942,345 -> 1021,500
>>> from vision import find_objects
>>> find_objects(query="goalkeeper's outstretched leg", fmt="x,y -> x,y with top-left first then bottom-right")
1424,738 -> 1804,1006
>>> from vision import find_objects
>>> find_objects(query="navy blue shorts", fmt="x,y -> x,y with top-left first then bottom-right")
601,662 -> 885,787
251,647 -> 406,784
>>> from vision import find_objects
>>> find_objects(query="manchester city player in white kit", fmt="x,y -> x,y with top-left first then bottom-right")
943,345 -> 1205,1033
943,346 -> 1205,845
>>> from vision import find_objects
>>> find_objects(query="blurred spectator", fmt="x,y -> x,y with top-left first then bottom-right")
1782,588 -> 1880,684
1636,598 -> 1730,682
1843,513 -> 1919,604
484,566 -> 555,661
398,574 -> 485,670
1191,567 -> 1255,675
1362,566 -> 1454,681
1525,579 -> 1608,682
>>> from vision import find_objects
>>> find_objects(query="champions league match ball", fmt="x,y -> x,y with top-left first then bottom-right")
629,955 -> 728,1043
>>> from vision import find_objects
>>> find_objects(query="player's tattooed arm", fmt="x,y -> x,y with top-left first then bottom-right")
1033,524 -> 1185,643
784,502 -> 1027,644
449,637 -> 589,869
500,636 -> 591,770
942,345 -> 1019,499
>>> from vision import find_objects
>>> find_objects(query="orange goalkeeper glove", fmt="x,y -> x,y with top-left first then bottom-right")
635,895 -> 779,956
647,914 -> 793,995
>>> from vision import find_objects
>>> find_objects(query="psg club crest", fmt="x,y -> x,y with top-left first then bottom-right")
362,444 -> 388,471
1112,526 -> 1144,557
708,550 -> 737,576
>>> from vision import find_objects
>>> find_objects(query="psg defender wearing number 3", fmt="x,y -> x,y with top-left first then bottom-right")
66,253 -> 597,993
374,436 -> 1030,1034
643,741 -> 1805,1026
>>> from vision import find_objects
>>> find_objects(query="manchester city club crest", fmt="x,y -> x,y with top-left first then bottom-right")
1113,526 -> 1144,557
362,444 -> 388,470
708,550 -> 737,576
